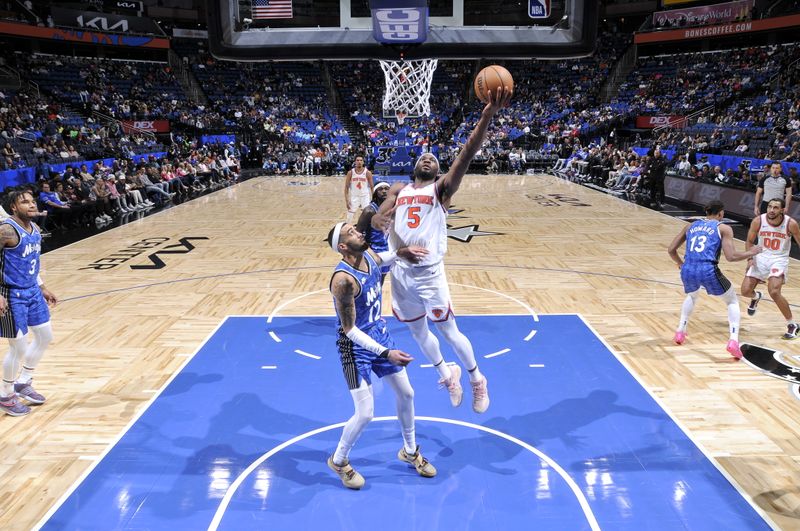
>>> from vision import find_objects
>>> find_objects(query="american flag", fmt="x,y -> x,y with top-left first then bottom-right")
252,0 -> 293,19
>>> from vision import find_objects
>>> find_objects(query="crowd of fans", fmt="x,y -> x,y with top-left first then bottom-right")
0,23 -> 798,233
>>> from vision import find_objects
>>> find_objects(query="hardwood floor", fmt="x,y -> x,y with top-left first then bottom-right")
2,173 -> 799,530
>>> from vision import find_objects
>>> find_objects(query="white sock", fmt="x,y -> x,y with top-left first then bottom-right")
384,370 -> 416,454
721,288 -> 740,341
2,334 -> 27,396
17,323 -> 52,384
435,318 -> 482,382
405,318 -> 451,381
333,380 -> 373,466
677,291 -> 699,333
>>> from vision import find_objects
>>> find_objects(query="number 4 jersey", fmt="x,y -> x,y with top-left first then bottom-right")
390,181 -> 448,268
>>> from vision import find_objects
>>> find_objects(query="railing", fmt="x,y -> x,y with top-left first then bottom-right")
601,43 -> 637,102
0,65 -> 21,90
168,49 -> 206,104
91,110 -> 156,142
653,104 -> 714,134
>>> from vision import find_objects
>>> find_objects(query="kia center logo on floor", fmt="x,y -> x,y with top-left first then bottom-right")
81,237 -> 209,270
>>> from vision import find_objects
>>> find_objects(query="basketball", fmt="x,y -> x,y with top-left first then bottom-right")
474,65 -> 514,104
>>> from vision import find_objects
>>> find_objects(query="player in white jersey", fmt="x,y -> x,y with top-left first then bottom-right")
373,86 -> 513,413
741,198 -> 800,339
344,156 -> 374,223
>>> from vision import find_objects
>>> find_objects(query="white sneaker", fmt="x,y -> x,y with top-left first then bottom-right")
103,214 -> 113,221
471,376 -> 490,413
438,364 -> 463,407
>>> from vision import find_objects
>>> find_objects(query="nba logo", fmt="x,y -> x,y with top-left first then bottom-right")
529,0 -> 550,18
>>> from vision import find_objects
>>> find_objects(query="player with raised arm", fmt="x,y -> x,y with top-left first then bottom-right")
372,86 -> 513,412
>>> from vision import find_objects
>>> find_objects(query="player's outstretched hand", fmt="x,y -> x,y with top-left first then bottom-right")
398,245 -> 429,263
749,245 -> 763,256
387,349 -> 413,366
483,86 -> 513,116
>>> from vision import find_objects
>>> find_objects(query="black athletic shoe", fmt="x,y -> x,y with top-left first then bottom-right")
747,291 -> 762,317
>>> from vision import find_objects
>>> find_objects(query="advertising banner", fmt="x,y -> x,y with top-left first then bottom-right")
52,6 -> 162,35
121,120 -> 170,134
0,21 -> 168,48
635,116 -> 686,129
635,13 -> 800,44
653,0 -> 752,28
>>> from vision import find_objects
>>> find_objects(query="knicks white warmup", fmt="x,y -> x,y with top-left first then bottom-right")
348,167 -> 371,212
747,213 -> 792,282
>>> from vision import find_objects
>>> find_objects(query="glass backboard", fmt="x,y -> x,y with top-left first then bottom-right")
206,0 -> 599,61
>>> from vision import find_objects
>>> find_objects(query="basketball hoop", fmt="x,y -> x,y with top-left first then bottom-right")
378,58 -> 438,122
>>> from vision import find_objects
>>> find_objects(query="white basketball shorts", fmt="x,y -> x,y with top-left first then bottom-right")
746,253 -> 789,283
391,262 -> 453,322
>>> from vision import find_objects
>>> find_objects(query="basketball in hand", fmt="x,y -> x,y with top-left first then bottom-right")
474,65 -> 514,104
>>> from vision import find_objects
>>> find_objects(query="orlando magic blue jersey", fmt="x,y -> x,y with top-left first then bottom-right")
367,202 -> 389,253
685,219 -> 722,264
332,251 -> 383,331
0,218 -> 41,289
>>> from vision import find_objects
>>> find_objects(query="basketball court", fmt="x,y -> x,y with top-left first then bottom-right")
1,0 -> 799,529
0,173 -> 797,529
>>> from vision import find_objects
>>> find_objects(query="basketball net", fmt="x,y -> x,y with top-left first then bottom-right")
378,58 -> 438,125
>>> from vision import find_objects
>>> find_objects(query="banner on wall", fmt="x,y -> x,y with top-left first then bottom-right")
121,120 -> 170,134
635,13 -> 800,44
664,175 -> 800,219
635,116 -> 686,129
653,0 -> 752,29
0,21 -> 169,48
51,6 -> 162,35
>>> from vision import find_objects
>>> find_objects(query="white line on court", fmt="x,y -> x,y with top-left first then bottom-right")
529,364 -> 545,368
576,314 -> 779,531
207,416 -> 600,531
267,289 -> 327,323
268,331 -> 282,343
450,282 -> 540,323
33,317 -> 232,531
261,365 -> 277,370
484,348 -> 511,359
294,349 -> 321,360
524,330 -> 537,341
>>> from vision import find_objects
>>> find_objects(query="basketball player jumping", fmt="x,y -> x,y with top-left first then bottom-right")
668,200 -> 761,359
327,222 -> 434,489
741,198 -> 800,339
0,190 -> 58,416
372,86 -> 513,413
344,155 -> 374,223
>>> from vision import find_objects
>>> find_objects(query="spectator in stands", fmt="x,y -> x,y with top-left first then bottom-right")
38,182 -> 69,227
91,177 -> 113,223
2,142 -> 18,160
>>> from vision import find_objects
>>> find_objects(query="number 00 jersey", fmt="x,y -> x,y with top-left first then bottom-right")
684,219 -> 722,264
390,181 -> 447,267
0,218 -> 42,289
757,213 -> 792,258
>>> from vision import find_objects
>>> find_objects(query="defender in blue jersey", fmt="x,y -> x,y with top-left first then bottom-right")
668,200 -> 762,359
0,189 -> 58,417
355,181 -> 391,280
326,221 -> 436,489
